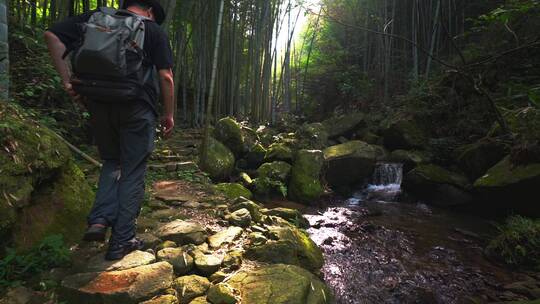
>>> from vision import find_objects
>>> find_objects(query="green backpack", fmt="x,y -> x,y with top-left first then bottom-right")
71,7 -> 152,102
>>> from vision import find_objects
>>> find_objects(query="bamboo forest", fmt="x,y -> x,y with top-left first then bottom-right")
1,0 -> 540,303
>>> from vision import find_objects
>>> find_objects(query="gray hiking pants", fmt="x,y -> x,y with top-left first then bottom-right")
86,100 -> 156,244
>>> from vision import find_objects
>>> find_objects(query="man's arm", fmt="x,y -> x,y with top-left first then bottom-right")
159,68 -> 175,137
44,31 -> 78,98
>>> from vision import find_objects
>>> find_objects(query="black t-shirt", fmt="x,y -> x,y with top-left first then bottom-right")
48,9 -> 173,105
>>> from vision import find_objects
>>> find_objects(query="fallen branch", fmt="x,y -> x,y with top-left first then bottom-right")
52,131 -> 102,168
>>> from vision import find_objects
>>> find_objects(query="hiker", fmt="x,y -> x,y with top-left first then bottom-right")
44,0 -> 175,260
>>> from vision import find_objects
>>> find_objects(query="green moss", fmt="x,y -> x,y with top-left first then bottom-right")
295,123 -> 329,150
216,183 -> 253,200
289,150 -> 324,203
245,223 -> 324,272
474,156 -> 540,188
227,264 -> 332,304
213,117 -> 245,156
13,161 -> 94,249
257,161 -> 292,181
412,164 -> 469,188
486,216 -> 540,270
199,137 -> 235,181
265,143 -> 294,162
323,140 -> 379,160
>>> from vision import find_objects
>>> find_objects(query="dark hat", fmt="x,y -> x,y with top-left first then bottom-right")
122,0 -> 166,25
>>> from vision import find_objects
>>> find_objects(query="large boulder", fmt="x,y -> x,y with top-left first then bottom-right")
253,161 -> 292,197
156,220 -> 207,245
454,138 -> 510,180
322,112 -> 365,138
172,275 -> 210,304
323,141 -> 382,188
474,157 -> 540,216
213,117 -> 244,156
0,103 -> 93,249
215,183 -> 253,200
288,150 -> 324,203
245,222 -> 323,272
382,118 -> 428,150
265,142 -> 294,162
295,123 -> 329,150
227,264 -> 332,304
262,208 -> 310,229
59,262 -> 174,304
199,137 -> 235,181
403,164 -> 472,207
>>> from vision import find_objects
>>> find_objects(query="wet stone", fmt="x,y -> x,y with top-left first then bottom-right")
140,294 -> 179,304
208,226 -> 243,249
60,262 -> 174,304
194,254 -> 223,276
228,209 -> 252,228
139,233 -> 162,250
85,250 -> 156,273
189,296 -> 211,304
207,283 -> 238,304
172,275 -> 210,304
157,247 -> 194,276
157,220 -> 208,245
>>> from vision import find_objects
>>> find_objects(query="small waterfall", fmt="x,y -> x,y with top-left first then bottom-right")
348,163 -> 404,204
372,163 -> 403,186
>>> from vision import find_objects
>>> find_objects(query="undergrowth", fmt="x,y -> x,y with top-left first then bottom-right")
0,235 -> 71,291
486,215 -> 540,270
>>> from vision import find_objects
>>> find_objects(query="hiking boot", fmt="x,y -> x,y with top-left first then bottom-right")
83,224 -> 108,242
105,238 -> 144,261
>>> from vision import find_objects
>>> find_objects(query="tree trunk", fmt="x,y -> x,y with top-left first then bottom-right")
0,0 -> 8,100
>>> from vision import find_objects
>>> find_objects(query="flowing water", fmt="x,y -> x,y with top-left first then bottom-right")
301,163 -> 523,304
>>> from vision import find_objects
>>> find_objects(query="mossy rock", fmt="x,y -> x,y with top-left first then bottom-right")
454,138 -> 510,180
474,156 -> 540,189
322,112 -> 365,138
216,183 -> 253,200
402,164 -> 472,207
262,208 -> 310,229
245,222 -> 323,272
288,150 -> 324,204
473,157 -> 540,216
265,143 -> 294,162
213,117 -> 245,156
382,118 -> 428,150
13,161 -> 93,249
0,102 -> 93,249
490,107 -> 540,141
253,162 -> 292,197
295,123 -> 329,150
199,137 -> 235,181
257,161 -> 292,181
323,141 -> 381,187
227,264 -> 332,304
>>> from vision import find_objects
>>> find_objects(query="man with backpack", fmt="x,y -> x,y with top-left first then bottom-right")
44,0 -> 174,260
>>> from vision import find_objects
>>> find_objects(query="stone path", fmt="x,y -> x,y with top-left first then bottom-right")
35,129 -> 332,304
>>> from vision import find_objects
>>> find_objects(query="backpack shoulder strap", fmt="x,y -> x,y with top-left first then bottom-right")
97,7 -> 118,16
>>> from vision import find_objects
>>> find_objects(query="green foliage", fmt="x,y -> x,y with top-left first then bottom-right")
478,0 -> 539,24
486,216 -> 540,270
9,28 -> 91,143
0,235 -> 71,290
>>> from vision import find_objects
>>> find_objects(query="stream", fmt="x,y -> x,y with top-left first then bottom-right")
290,163 -> 525,303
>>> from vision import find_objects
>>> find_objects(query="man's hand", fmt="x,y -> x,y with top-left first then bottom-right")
63,81 -> 85,106
161,114 -> 174,138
